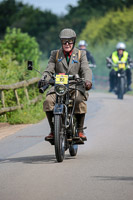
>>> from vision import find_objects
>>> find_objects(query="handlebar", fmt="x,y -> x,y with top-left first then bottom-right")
89,64 -> 96,68
106,57 -> 127,67
39,74 -> 85,93
39,84 -> 49,93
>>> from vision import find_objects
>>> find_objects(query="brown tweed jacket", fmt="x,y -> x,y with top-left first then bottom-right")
42,47 -> 92,100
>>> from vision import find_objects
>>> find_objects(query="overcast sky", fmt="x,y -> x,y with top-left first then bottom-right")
15,0 -> 78,15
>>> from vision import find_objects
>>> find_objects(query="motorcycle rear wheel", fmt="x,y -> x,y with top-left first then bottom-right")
69,144 -> 78,156
54,114 -> 65,162
69,115 -> 78,156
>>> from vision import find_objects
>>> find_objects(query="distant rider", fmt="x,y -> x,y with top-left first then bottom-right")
38,29 -> 92,141
107,42 -> 133,92
78,40 -> 96,66
78,40 -> 96,88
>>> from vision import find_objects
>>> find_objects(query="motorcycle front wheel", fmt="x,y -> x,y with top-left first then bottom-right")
118,77 -> 124,99
54,114 -> 65,162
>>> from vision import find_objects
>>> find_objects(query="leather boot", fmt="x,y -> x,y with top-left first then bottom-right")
75,113 -> 87,141
45,111 -> 54,140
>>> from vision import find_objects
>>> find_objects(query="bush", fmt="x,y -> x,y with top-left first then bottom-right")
0,27 -> 46,124
1,27 -> 42,64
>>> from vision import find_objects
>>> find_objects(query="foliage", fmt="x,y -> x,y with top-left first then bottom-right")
79,6 -> 133,46
11,5 -> 59,53
65,0 -> 133,35
0,27 -> 43,124
0,27 -> 42,85
0,100 -> 46,124
0,0 -> 23,37
1,0 -> 133,56
0,84 -> 47,124
78,6 -> 133,80
0,27 -> 42,65
0,0 -> 59,55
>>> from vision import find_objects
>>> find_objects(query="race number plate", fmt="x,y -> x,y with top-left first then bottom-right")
118,63 -> 125,69
55,74 -> 68,85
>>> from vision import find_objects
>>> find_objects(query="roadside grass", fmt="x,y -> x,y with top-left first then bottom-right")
3,99 -> 46,124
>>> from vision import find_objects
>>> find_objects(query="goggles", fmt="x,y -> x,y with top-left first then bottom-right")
61,38 -> 75,45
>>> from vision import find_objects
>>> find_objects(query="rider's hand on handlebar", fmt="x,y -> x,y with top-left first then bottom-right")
130,63 -> 133,69
85,80 -> 92,90
38,79 -> 47,88
107,63 -> 112,69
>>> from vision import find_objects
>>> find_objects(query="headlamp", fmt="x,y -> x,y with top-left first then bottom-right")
55,84 -> 67,96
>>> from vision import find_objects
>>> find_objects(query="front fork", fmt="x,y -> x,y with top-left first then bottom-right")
117,70 -> 127,91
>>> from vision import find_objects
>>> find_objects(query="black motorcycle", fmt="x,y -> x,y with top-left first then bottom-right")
106,57 -> 128,100
27,61 -> 86,162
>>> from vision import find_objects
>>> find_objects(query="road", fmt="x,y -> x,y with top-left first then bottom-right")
0,92 -> 133,200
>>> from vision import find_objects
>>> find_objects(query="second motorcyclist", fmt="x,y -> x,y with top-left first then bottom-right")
78,40 -> 96,89
38,28 -> 92,141
107,42 -> 133,92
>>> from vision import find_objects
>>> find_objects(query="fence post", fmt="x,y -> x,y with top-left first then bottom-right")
24,87 -> 30,104
0,77 -> 41,116
1,90 -> 7,120
14,89 -> 20,107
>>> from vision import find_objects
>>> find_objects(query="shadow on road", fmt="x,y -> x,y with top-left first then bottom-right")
0,154 -> 75,164
93,176 -> 133,182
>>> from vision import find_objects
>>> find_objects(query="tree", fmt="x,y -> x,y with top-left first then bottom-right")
79,6 -> 133,46
0,0 -> 23,38
0,0 -> 59,55
11,6 -> 59,53
0,27 -> 42,83
1,27 -> 42,65
64,0 -> 133,35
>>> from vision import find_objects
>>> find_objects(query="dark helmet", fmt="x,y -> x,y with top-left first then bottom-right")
59,28 -> 76,39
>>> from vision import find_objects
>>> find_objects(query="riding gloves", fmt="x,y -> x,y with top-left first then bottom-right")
85,80 -> 92,90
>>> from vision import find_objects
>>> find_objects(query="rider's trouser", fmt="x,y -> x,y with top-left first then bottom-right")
126,68 -> 132,86
43,91 -> 87,113
46,111 -> 54,133
109,69 -> 116,90
75,113 -> 85,133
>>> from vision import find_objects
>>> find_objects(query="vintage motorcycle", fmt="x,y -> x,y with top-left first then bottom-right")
106,57 -> 128,100
27,61 -> 86,162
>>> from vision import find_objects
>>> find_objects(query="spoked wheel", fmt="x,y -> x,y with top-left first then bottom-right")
118,77 -> 124,100
54,114 -> 65,162
69,115 -> 78,157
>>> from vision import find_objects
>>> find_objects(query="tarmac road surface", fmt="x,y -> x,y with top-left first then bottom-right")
0,92 -> 133,200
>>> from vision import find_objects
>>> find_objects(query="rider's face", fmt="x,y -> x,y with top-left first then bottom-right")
79,45 -> 86,50
62,43 -> 73,52
62,39 -> 74,52
118,49 -> 124,56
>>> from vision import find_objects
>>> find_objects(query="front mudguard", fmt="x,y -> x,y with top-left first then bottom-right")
53,104 -> 64,115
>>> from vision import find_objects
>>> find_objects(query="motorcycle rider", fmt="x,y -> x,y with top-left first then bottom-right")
78,40 -> 96,89
78,40 -> 96,66
38,28 -> 92,141
107,42 -> 133,92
